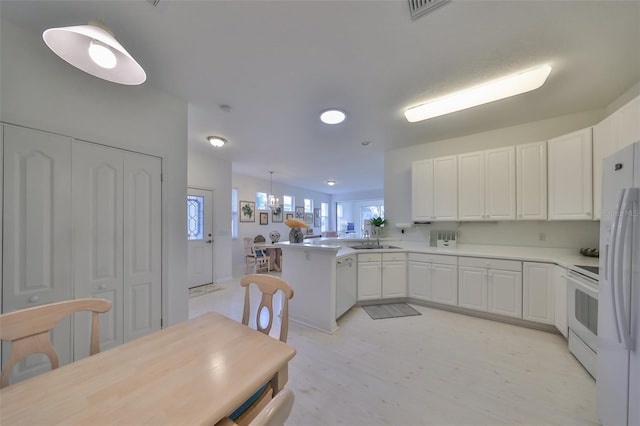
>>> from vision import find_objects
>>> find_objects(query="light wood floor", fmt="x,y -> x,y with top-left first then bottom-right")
189,276 -> 599,426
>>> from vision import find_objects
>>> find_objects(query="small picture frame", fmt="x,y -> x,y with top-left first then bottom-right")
295,206 -> 304,219
239,201 -> 255,222
304,212 -> 313,225
314,207 -> 321,227
286,213 -> 294,220
272,209 -> 283,223
259,212 -> 268,225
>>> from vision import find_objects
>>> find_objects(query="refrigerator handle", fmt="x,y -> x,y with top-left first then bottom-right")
613,187 -> 637,350
607,190 -> 625,343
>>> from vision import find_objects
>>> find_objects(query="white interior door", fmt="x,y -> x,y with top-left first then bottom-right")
187,188 -> 214,288
2,125 -> 73,383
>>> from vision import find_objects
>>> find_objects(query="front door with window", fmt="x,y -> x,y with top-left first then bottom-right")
187,188 -> 214,288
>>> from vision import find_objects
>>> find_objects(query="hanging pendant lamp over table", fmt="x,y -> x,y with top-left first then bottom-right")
42,21 -> 146,85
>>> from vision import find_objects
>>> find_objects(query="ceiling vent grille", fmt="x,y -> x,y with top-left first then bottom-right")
408,0 -> 450,20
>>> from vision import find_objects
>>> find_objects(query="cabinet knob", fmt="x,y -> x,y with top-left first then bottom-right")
28,295 -> 39,303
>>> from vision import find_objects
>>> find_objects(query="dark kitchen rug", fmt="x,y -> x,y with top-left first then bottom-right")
362,303 -> 422,320
188,283 -> 221,298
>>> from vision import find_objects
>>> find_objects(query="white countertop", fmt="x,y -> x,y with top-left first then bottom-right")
296,238 -> 600,278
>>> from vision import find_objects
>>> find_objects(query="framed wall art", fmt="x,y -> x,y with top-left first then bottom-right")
304,212 -> 313,225
259,212 -> 269,225
286,213 -> 294,220
314,207 -> 321,227
295,206 -> 304,219
272,209 -> 283,223
239,201 -> 255,222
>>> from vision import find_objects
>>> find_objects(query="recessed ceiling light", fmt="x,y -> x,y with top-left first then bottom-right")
320,109 -> 346,125
207,136 -> 227,147
404,64 -> 552,123
361,141 -> 371,146
327,180 -> 336,186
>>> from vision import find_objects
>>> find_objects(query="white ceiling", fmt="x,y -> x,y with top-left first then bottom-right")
2,0 -> 639,194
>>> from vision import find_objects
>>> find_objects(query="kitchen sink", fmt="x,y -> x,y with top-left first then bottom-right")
350,244 -> 402,250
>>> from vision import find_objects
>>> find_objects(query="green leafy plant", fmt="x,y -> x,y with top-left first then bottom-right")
369,216 -> 388,227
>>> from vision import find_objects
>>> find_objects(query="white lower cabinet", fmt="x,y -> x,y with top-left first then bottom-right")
522,262 -> 556,324
554,265 -> 568,337
408,253 -> 457,305
458,257 -> 522,317
357,252 -> 407,301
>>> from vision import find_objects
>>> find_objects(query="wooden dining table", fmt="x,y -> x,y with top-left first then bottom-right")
0,312 -> 296,426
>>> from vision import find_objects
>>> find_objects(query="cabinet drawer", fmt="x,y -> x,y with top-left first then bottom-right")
458,256 -> 522,272
408,252 -> 457,265
358,253 -> 382,262
382,252 -> 406,262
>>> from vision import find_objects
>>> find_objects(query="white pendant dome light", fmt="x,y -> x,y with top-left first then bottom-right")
43,21 -> 146,85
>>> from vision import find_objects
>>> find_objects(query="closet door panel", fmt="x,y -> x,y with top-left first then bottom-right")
2,125 -> 73,383
72,141 -> 124,359
123,152 -> 162,341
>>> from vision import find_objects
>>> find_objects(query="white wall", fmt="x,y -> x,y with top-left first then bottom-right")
187,136 -> 233,283
384,110 -> 605,249
0,19 -> 189,325
232,173 -> 331,274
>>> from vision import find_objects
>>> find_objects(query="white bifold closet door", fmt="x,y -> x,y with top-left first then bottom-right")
1,125 -> 73,384
72,141 -> 161,360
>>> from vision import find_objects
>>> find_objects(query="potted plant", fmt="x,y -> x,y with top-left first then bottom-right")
369,216 -> 387,237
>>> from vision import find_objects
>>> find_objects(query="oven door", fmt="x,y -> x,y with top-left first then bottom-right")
567,271 -> 598,352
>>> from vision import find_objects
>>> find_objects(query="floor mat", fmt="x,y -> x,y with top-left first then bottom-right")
362,303 -> 422,320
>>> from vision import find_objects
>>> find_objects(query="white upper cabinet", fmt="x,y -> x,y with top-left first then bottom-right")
617,95 -> 640,149
412,155 -> 458,221
548,128 -> 593,220
458,146 -> 515,221
516,141 -> 547,220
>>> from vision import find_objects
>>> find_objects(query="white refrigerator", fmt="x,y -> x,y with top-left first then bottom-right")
597,140 -> 640,426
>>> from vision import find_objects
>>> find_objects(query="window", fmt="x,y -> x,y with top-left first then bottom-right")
360,203 -> 384,234
231,188 -> 238,239
304,198 -> 313,213
256,192 -> 267,210
187,195 -> 204,240
283,195 -> 294,212
321,202 -> 329,232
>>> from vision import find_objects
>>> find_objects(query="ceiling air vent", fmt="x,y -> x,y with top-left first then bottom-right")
408,0 -> 450,20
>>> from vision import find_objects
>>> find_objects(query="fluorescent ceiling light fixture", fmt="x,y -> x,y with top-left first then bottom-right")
404,64 -> 552,123
207,136 -> 227,147
327,180 -> 336,186
320,109 -> 346,124
43,21 -> 146,85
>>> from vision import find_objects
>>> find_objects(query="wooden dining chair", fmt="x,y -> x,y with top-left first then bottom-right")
0,298 -> 112,388
216,275 -> 295,426
244,237 -> 270,274
217,388 -> 295,426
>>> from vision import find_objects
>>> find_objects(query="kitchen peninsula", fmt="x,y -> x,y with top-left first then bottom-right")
279,238 -> 599,335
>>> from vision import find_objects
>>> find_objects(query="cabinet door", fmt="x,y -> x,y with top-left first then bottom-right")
548,128 -> 593,220
554,266 -> 568,337
516,142 -> 548,220
72,141 -> 124,358
2,125 -> 73,384
357,261 -> 381,301
433,156 -> 458,220
592,115 -> 618,220
617,95 -> 640,149
408,261 -> 431,301
382,260 -> 407,298
431,263 -> 457,306
488,269 -> 522,318
458,265 -> 487,311
411,159 -> 434,221
485,147 -> 516,220
123,152 -> 162,342
458,151 -> 485,221
522,262 -> 555,324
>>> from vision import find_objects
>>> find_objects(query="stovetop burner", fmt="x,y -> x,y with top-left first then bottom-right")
575,265 -> 599,275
